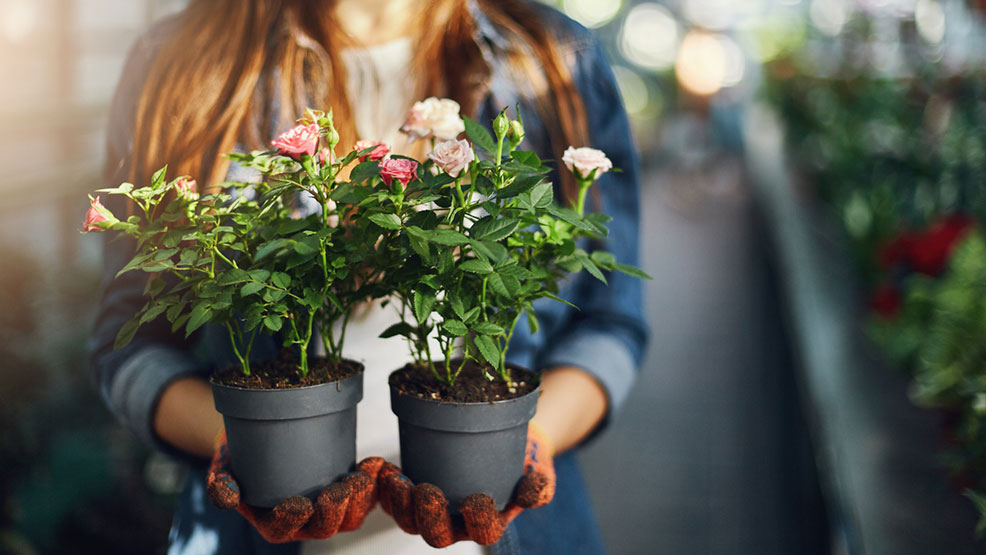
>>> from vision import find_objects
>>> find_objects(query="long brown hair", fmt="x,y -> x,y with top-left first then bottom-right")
130,0 -> 588,201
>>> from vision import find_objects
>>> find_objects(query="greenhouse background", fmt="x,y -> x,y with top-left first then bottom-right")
2,0 -> 986,553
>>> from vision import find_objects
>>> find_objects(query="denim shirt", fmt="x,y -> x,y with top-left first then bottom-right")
91,2 -> 646,554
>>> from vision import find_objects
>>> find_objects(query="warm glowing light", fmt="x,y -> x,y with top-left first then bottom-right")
619,3 -> 679,71
915,0 -> 945,44
611,66 -> 650,115
562,0 -> 622,29
675,31 -> 728,96
1,0 -> 39,43
809,0 -> 848,36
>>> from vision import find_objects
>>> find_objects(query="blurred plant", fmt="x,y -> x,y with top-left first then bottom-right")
868,229 -> 986,532
764,3 -> 986,532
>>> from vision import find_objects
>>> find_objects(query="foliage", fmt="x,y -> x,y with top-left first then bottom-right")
90,110 -> 393,378
380,110 -> 648,385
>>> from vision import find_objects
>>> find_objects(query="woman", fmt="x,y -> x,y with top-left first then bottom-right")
91,0 -> 646,553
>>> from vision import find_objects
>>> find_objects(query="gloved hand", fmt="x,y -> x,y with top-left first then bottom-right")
377,422 -> 555,547
206,432 -> 385,543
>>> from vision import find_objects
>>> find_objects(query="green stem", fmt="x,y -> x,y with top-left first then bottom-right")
575,180 -> 591,216
226,323 -> 250,376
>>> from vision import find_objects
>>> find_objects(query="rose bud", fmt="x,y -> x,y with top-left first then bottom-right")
82,196 -> 112,232
354,140 -> 390,162
271,123 -> 320,159
174,177 -> 199,201
429,139 -> 475,178
379,158 -> 419,188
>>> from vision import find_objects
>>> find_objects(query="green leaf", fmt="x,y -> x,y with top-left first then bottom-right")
590,250 -> 617,268
496,175 -> 544,199
413,291 -> 436,323
511,150 -> 542,167
471,240 -> 507,263
151,166 -> 168,189
114,316 -> 141,349
442,319 -> 468,336
462,306 -> 481,324
186,304 -> 213,336
529,182 -> 553,208
471,217 -> 519,242
430,229 -> 469,246
139,302 -> 169,325
547,204 -> 595,232
249,269 -> 271,282
264,315 -> 283,332
369,213 -> 402,230
349,160 -> 380,183
293,237 -> 319,255
240,281 -> 264,296
408,230 -> 431,259
145,277 -> 166,297
460,259 -> 494,274
256,238 -> 290,261
219,268 -> 251,285
526,310 -> 540,334
473,174 -> 495,197
379,322 -> 414,339
450,292 -> 466,320
472,321 -> 505,335
463,116 -> 497,155
575,250 -> 607,284
488,273 -> 510,297
614,263 -> 652,280
544,292 -> 578,309
472,334 -> 500,368
271,272 -> 291,288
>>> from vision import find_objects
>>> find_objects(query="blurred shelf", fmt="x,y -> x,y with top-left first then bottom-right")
743,104 -> 986,555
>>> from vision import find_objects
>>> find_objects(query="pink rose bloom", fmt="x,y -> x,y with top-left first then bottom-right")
174,177 -> 199,201
318,147 -> 333,165
401,97 -> 465,141
428,139 -> 475,178
353,140 -> 390,162
562,146 -> 612,180
82,196 -> 110,232
379,158 -> 418,188
271,123 -> 319,159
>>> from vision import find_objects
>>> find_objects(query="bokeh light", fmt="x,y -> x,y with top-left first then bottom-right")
675,30 -> 727,96
611,65 -> 650,116
619,3 -> 679,71
809,0 -> 848,36
562,0 -> 622,29
915,0 -> 946,44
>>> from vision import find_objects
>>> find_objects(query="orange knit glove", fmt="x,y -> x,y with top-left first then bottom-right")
378,422 -> 555,547
206,432 -> 385,544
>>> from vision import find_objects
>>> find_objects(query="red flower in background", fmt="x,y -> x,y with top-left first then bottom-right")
869,282 -> 901,319
909,214 -> 975,276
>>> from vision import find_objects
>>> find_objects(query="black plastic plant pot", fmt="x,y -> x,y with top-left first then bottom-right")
211,368 -> 363,508
389,374 -> 540,512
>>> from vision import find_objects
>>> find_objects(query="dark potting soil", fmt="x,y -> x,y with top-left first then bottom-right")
389,361 -> 538,403
212,351 -> 363,389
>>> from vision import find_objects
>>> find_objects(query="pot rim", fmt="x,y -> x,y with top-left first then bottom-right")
212,368 -> 364,421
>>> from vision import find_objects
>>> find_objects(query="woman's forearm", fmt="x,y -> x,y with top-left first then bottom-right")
153,376 -> 225,458
531,366 -> 608,454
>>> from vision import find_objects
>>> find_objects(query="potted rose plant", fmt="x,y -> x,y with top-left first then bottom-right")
377,102 -> 650,510
83,110 -> 393,507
